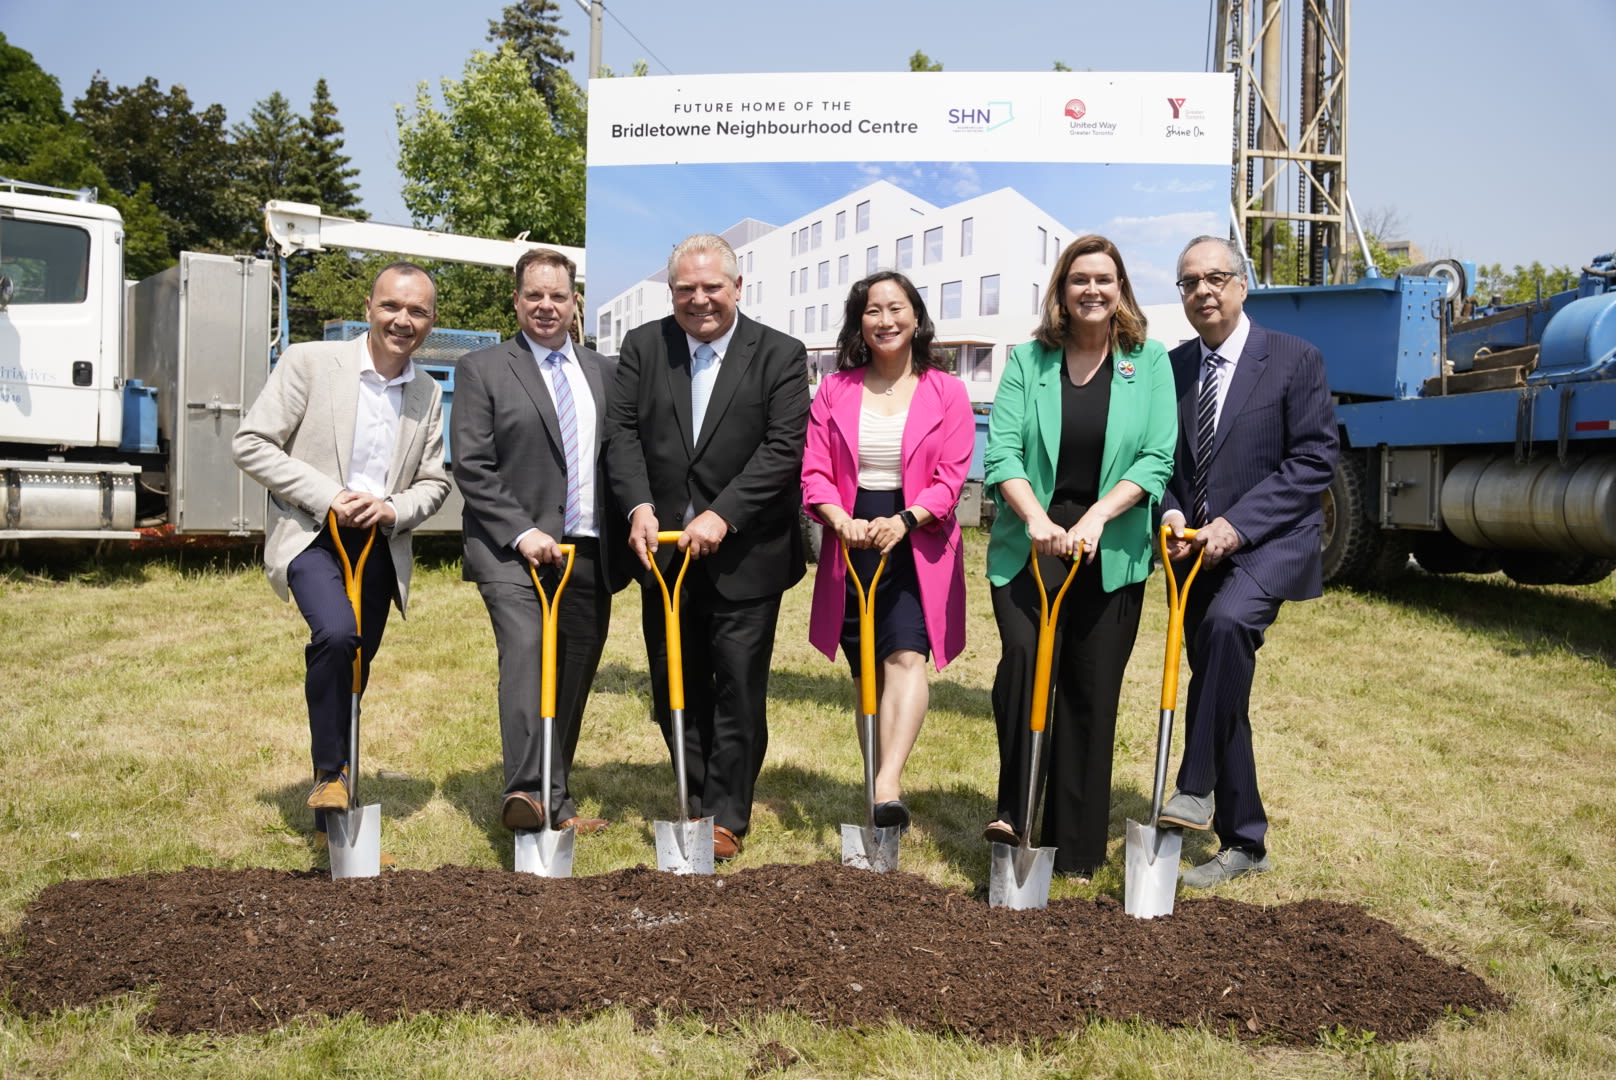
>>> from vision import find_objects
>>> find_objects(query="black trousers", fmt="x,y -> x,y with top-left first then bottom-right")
1173,560 -> 1282,856
990,553 -> 1144,875
286,525 -> 396,775
477,538 -> 610,823
640,567 -> 782,838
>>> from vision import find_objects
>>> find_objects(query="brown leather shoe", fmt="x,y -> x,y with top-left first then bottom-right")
500,791 -> 546,831
712,825 -> 743,861
307,769 -> 350,812
557,816 -> 610,834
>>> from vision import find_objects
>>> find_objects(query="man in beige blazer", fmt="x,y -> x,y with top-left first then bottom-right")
234,262 -> 451,821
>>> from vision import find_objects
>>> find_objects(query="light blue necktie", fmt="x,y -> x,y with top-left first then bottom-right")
545,350 -> 582,535
690,343 -> 718,442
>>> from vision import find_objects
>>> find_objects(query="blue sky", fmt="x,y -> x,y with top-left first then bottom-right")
10,0 -> 1613,276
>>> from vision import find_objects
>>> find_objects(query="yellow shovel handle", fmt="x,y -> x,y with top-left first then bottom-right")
647,531 -> 692,710
1158,525 -> 1204,710
841,546 -> 889,716
527,545 -> 576,720
327,509 -> 377,693
1027,544 -> 1084,734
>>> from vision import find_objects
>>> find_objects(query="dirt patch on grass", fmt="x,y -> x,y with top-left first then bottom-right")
3,862 -> 1504,1044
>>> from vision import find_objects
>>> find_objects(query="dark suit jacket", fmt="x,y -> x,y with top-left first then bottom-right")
605,312 -> 810,601
452,336 -> 630,592
1161,320 -> 1339,601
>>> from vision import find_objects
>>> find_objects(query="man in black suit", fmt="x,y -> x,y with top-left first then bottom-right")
1157,235 -> 1339,887
453,248 -> 627,834
605,233 -> 810,861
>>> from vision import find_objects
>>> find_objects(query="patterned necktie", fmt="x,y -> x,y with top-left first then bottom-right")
545,350 -> 582,536
690,343 -> 719,442
1193,353 -> 1222,526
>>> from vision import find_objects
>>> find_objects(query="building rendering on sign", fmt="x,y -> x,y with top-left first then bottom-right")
591,179 -> 1192,403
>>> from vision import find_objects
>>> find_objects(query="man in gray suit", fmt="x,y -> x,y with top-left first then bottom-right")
453,248 -> 627,834
234,262 -> 451,821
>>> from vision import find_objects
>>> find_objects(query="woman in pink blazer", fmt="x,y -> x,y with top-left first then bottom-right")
802,271 -> 975,830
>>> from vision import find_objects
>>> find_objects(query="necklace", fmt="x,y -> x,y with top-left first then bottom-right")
871,368 -> 908,396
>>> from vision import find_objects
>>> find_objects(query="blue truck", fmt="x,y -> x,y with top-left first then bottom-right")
1245,255 -> 1616,586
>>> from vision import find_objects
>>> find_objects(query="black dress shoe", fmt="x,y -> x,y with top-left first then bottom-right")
500,791 -> 546,831
873,800 -> 911,832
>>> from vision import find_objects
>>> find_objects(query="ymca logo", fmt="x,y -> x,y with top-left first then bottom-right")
1167,98 -> 1187,119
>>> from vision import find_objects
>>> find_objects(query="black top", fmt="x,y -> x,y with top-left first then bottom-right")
1049,356 -> 1111,526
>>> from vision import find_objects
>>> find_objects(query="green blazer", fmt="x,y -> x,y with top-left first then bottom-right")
983,338 -> 1178,590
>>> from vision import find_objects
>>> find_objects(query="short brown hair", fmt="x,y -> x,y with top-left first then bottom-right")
514,247 -> 577,292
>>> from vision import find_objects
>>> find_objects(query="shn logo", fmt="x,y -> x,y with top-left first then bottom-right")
1167,98 -> 1186,119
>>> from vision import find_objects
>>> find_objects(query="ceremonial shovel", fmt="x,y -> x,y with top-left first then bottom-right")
514,548 -> 578,877
647,532 -> 714,874
326,511 -> 382,880
839,548 -> 900,873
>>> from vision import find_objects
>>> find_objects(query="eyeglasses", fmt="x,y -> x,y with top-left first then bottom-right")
1175,270 -> 1240,295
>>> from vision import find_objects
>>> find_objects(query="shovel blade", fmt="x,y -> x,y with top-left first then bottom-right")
514,825 -> 576,878
654,816 -> 714,875
839,822 -> 901,873
987,840 -> 1056,910
328,803 -> 382,879
1123,817 -> 1183,918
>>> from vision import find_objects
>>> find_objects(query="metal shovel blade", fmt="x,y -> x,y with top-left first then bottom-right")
1123,817 -> 1183,918
840,823 -> 902,873
655,816 -> 714,875
988,840 -> 1056,910
327,803 -> 381,879
514,825 -> 575,878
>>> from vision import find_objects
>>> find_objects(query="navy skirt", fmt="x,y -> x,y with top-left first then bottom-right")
839,488 -> 930,678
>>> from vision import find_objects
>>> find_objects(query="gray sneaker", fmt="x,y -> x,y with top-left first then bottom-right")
1181,848 -> 1271,888
1157,790 -> 1214,831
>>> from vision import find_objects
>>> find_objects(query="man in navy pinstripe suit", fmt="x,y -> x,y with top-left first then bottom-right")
1157,236 -> 1339,887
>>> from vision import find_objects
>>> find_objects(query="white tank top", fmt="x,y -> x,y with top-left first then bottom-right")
857,408 -> 906,491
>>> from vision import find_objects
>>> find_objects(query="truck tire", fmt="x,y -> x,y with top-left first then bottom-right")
1320,451 -> 1407,586
1410,531 -> 1501,576
1497,551 -> 1616,587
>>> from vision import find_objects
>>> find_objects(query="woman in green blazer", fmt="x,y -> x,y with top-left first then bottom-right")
981,234 -> 1178,880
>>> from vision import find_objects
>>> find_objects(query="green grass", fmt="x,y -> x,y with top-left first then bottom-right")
2,532 -> 1614,1078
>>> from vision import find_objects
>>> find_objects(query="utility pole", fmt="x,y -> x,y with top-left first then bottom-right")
572,0 -> 603,79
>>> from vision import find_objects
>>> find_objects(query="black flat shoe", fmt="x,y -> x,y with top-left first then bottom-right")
873,800 -> 911,832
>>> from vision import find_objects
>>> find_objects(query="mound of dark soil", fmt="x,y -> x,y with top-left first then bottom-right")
3,862 -> 1504,1044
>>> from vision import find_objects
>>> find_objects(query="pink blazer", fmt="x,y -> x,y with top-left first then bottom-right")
801,366 -> 974,669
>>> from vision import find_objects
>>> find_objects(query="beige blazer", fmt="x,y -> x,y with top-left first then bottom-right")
233,335 -> 450,612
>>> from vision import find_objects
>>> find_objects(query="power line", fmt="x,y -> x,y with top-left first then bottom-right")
602,5 -> 675,75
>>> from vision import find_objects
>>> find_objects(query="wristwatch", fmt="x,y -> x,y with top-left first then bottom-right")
898,509 -> 919,534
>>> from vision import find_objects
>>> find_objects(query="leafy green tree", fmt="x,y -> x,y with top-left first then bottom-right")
1473,262 -> 1579,306
1053,60 -> 1073,72
908,50 -> 944,72
398,47 -> 583,243
488,0 -> 575,123
0,35 -> 170,277
74,74 -> 253,257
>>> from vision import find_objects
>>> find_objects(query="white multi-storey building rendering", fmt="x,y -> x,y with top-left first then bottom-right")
592,179 -> 1192,405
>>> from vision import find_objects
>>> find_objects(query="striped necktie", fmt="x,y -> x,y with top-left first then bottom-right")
1193,353 -> 1222,526
545,350 -> 582,536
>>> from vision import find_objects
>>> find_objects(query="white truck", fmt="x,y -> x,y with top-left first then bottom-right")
0,179 -> 581,545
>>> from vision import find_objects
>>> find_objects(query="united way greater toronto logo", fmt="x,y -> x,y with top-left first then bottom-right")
1062,98 -> 1115,136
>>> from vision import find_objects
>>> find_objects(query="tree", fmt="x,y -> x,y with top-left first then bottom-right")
296,78 -> 364,217
1472,262 -> 1579,307
908,50 -> 944,72
0,35 -> 171,277
233,91 -> 306,205
75,74 -> 252,257
1053,60 -> 1073,72
487,0 -> 575,124
394,46 -> 585,333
